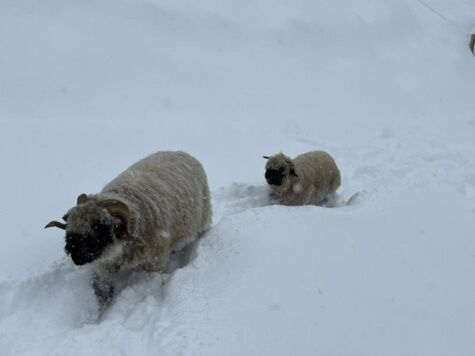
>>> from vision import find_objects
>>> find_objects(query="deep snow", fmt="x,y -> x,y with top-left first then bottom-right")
1,0 -> 475,355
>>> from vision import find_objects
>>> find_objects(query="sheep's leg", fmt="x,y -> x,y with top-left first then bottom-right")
92,264 -> 118,309
92,274 -> 114,306
323,192 -> 339,207
307,185 -> 323,205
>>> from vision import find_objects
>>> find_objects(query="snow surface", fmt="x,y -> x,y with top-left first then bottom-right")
1,0 -> 475,355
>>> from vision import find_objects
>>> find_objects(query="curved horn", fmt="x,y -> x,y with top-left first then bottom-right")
100,200 -> 131,225
263,156 -> 270,159
77,193 -> 88,205
45,221 -> 67,230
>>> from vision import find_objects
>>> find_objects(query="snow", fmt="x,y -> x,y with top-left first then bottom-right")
1,0 -> 475,355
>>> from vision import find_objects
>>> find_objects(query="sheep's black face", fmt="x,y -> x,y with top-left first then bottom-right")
265,167 -> 285,186
65,223 -> 113,265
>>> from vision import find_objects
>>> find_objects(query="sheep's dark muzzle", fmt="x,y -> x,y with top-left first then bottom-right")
265,169 -> 284,186
65,232 -> 111,265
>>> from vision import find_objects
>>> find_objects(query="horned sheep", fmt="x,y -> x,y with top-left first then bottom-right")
263,151 -> 341,206
46,151 -> 212,309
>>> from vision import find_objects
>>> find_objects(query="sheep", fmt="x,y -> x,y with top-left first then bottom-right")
263,151 -> 341,206
45,151 -> 212,309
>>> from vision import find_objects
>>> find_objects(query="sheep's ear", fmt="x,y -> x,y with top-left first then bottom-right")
77,193 -> 88,205
45,220 -> 67,230
290,168 -> 298,177
100,200 -> 131,226
263,156 -> 270,159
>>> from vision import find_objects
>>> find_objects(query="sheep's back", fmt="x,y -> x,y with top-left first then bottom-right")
102,151 -> 210,251
294,151 -> 341,201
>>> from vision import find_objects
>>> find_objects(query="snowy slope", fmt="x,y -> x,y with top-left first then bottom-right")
1,0 -> 475,355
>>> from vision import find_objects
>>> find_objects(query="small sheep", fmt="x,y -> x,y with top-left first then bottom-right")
45,151 -> 212,309
263,151 -> 341,206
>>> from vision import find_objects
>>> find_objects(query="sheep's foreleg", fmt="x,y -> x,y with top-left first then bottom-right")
92,264 -> 117,309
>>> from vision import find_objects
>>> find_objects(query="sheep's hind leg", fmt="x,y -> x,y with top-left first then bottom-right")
322,192 -> 339,207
